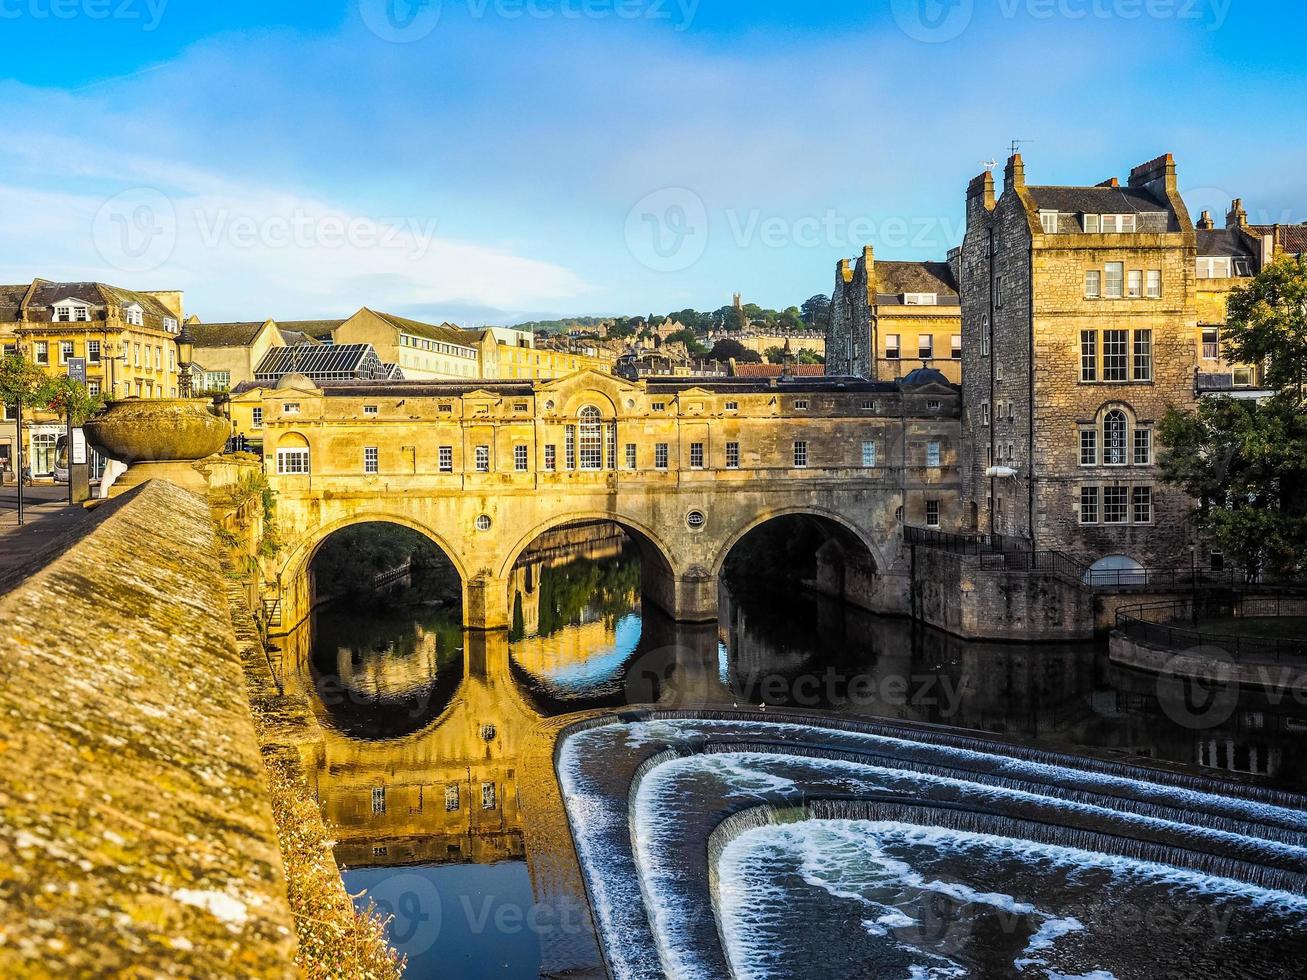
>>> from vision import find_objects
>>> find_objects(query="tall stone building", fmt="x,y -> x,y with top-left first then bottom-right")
959,153 -> 1199,570
827,245 -> 963,383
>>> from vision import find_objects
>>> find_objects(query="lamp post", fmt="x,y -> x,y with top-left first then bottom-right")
1189,543 -> 1199,626
177,323 -> 195,398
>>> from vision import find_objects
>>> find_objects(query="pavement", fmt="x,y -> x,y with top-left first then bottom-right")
0,481 -> 99,587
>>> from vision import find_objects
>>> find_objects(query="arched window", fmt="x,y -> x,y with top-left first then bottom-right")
1103,409 -> 1128,466
578,405 -> 604,470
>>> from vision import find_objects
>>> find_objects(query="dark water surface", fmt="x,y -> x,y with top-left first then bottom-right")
274,531 -> 1307,978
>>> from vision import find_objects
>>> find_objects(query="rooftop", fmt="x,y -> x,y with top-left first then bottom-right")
1027,184 -> 1168,215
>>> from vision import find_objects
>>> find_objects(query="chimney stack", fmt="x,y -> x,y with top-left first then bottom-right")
1197,210 -> 1215,230
1004,153 -> 1026,191
1226,198 -> 1249,230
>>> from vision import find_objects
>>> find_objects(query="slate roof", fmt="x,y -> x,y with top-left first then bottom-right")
9,280 -> 180,328
189,321 -> 270,348
1250,223 -> 1307,255
277,319 -> 346,341
366,309 -> 479,347
873,261 -> 960,303
1197,229 -> 1257,258
277,328 -> 321,347
1026,185 -> 1168,214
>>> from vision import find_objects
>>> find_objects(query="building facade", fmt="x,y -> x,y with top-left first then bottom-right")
186,318 -> 289,392
827,245 -> 963,384
0,279 -> 183,478
958,153 -> 1202,571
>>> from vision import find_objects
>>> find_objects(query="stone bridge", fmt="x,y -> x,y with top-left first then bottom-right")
257,369 -> 961,631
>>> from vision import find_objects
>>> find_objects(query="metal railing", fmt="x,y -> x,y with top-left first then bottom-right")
1115,596 -> 1307,663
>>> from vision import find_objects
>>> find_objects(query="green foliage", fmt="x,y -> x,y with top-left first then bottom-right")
764,346 -> 785,364
533,550 -> 641,638
801,294 -> 832,328
0,353 -> 102,421
797,348 -> 825,365
1159,256 -> 1307,577
1160,395 -> 1307,577
313,524 -> 460,602
1222,254 -> 1307,402
664,328 -> 709,356
707,339 -> 762,363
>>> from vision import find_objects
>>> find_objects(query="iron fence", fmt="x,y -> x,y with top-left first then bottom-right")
1115,596 -> 1307,664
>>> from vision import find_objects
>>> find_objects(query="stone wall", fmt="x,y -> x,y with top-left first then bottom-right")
910,546 -> 1096,642
0,481 -> 298,977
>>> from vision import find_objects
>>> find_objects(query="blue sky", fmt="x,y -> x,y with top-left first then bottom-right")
1,0 -> 1304,325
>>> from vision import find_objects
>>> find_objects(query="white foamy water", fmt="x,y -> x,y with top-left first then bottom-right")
558,719 -> 1307,980
717,819 -> 1307,980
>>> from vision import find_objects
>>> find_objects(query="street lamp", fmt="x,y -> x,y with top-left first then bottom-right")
177,323 -> 195,398
1189,543 -> 1199,626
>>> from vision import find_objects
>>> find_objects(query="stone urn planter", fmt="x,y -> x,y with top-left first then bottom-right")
84,398 -> 231,497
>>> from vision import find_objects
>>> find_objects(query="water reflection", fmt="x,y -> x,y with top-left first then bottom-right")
273,522 -> 1307,978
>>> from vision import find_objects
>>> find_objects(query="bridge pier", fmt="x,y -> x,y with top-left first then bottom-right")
644,562 -> 719,624
466,573 -> 512,632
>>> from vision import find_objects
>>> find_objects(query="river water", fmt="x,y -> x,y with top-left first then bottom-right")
274,527 -> 1307,979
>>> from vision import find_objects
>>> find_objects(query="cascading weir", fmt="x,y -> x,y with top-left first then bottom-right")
555,712 -> 1307,980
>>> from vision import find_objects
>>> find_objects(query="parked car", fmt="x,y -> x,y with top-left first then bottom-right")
53,463 -> 69,483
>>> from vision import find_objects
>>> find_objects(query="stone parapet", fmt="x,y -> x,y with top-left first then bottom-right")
0,480 -> 298,977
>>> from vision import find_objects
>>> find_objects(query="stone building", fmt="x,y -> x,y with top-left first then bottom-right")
0,279 -> 183,478
959,153 -> 1199,571
186,318 -> 290,392
827,245 -> 963,384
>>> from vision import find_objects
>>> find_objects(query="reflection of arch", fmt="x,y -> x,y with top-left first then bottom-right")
495,511 -> 678,582
712,506 -> 883,576
285,513 -> 471,589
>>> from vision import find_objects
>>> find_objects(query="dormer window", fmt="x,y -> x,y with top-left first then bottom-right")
124,304 -> 144,326
53,301 -> 90,323
163,317 -> 178,333
1039,211 -> 1059,234
1099,214 -> 1137,233
903,293 -> 938,306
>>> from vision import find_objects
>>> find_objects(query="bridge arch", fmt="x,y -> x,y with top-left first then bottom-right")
497,510 -> 685,625
275,512 -> 473,632
712,505 -> 887,578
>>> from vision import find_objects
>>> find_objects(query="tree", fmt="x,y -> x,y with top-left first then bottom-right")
801,294 -> 832,329
1222,255 -> 1307,402
764,346 -> 785,364
1158,255 -> 1307,577
707,339 -> 761,364
664,329 -> 709,356
0,353 -> 52,414
796,348 -> 825,365
47,375 -> 104,425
